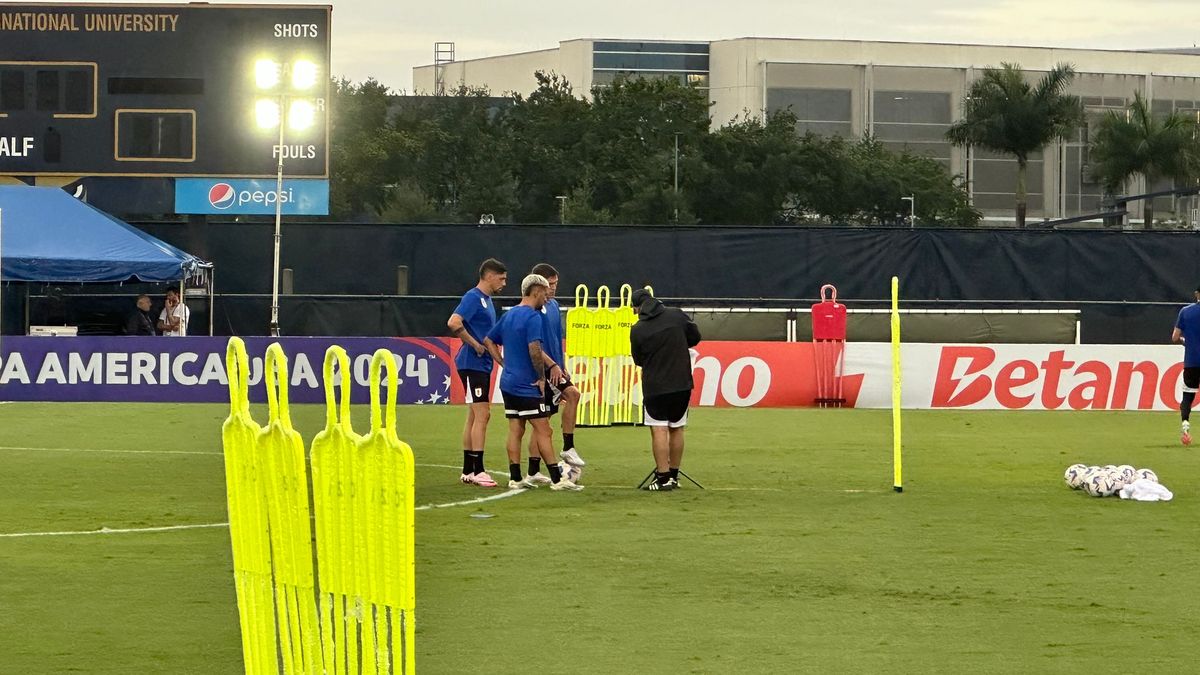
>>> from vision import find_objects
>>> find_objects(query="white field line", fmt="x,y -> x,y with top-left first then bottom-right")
0,450 -> 526,539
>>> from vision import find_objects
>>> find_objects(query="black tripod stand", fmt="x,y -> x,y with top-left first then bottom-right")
637,469 -> 706,490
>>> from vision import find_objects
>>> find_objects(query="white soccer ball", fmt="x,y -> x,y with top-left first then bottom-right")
1064,464 -> 1089,489
1136,468 -> 1158,483
561,462 -> 583,484
1115,465 -> 1136,486
1085,471 -> 1117,497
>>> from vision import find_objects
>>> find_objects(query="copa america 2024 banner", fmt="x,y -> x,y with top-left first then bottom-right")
0,337 -> 454,404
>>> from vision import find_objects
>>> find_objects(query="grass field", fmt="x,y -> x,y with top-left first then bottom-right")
1,402 -> 1198,674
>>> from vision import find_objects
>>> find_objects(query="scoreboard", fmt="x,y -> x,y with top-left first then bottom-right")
0,3 -> 330,178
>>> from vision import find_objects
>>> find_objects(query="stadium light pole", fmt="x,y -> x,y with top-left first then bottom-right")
673,132 -> 681,223
902,195 -> 915,228
255,58 -> 318,337
556,195 -> 567,224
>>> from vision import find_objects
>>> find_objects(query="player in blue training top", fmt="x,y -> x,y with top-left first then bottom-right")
483,274 -> 583,492
1170,283 -> 1200,445
447,258 -> 507,487
517,263 -> 586,485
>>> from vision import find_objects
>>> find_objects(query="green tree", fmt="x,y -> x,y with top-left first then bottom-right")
585,76 -> 710,223
505,72 -> 592,222
393,85 -> 516,222
845,139 -> 981,227
947,63 -> 1084,228
1089,92 -> 1200,229
687,111 -> 808,225
328,78 -> 409,219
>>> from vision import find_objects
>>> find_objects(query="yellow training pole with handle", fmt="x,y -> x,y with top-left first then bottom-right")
891,276 -> 903,493
593,285 -> 615,426
310,346 -> 361,675
356,349 -> 416,675
221,337 -> 277,675
260,343 -> 322,674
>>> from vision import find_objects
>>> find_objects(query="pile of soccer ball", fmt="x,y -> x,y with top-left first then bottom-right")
1063,464 -> 1157,497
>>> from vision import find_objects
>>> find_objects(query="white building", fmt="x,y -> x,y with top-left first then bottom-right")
414,38 -> 1200,223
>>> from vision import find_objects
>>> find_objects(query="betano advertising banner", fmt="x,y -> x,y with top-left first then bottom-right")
0,338 -> 1187,410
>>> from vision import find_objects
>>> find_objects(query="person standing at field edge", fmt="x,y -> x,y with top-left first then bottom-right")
448,258 -> 508,487
157,288 -> 189,336
630,287 -> 701,491
1170,283 -> 1200,445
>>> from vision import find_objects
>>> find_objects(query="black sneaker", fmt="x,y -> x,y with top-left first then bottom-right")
645,480 -> 676,492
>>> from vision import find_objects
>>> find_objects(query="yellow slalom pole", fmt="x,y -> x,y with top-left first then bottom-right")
891,276 -> 903,493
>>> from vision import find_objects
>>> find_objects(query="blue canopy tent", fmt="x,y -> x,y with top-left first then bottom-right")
0,185 -> 213,334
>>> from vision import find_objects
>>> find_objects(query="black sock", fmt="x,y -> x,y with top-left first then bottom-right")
669,468 -> 679,481
563,433 -> 575,450
656,471 -> 671,485
549,462 -> 563,483
465,450 -> 484,475
528,457 -> 541,475
1184,392 -> 1195,422
509,463 -> 522,482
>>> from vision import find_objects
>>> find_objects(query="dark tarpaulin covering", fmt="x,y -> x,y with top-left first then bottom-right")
129,222 -> 1200,341
136,222 -> 1200,302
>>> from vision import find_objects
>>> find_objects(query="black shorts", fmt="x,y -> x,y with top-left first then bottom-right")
459,369 -> 492,403
544,371 -> 574,414
1184,367 -> 1200,393
502,391 -> 551,420
644,390 -> 691,428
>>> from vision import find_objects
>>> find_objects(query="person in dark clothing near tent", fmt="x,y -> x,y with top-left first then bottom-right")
630,288 -> 701,491
125,294 -> 157,336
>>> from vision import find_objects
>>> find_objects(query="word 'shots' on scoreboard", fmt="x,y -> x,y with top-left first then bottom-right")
0,3 -> 330,178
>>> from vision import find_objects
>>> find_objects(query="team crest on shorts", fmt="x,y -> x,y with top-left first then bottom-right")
475,387 -> 483,398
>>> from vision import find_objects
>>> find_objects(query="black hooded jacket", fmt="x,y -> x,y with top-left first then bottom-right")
629,295 -> 702,398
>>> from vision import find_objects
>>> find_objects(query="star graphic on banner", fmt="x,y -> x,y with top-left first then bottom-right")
428,392 -> 443,404
443,375 -> 452,390
415,399 -> 425,405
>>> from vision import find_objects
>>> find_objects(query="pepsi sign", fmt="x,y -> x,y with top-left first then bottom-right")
175,178 -> 329,215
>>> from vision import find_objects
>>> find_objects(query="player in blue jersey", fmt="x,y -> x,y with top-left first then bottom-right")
483,274 -> 583,491
519,263 -> 586,485
447,258 -> 507,486
1171,284 -> 1200,445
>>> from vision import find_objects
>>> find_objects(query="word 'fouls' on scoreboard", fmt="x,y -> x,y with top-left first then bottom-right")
0,3 -> 331,178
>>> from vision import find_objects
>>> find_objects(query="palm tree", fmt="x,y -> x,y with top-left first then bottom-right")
947,63 -> 1084,228
1089,92 -> 1200,229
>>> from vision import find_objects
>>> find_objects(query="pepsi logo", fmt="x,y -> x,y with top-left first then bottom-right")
208,183 -> 236,209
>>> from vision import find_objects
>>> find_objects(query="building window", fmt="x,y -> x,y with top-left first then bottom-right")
594,41 -> 709,54
767,87 -> 853,137
872,91 -> 952,161
593,70 -> 708,87
593,52 -> 709,71
115,110 -> 195,161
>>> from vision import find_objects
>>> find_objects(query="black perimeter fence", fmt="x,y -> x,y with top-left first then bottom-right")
4,222 -> 1199,343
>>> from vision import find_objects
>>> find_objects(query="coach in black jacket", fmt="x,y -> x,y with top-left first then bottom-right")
630,288 -> 701,491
